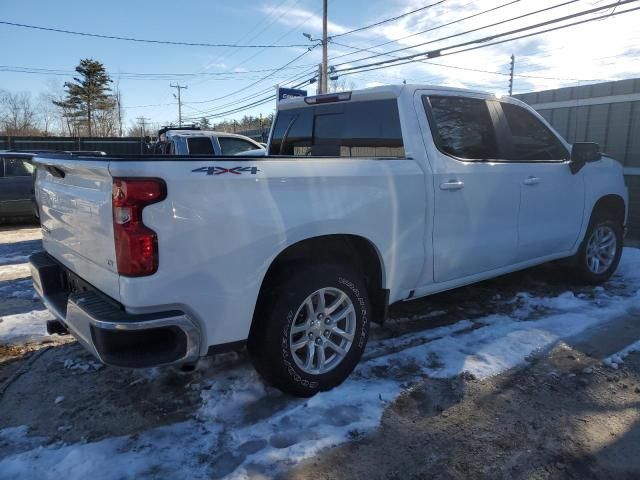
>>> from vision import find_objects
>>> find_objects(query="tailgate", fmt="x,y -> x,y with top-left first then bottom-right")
35,155 -> 120,301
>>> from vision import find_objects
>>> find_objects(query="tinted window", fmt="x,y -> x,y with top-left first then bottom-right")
4,158 -> 34,176
500,102 -> 568,161
270,99 -> 405,157
426,96 -> 498,160
218,137 -> 259,155
187,137 -> 214,155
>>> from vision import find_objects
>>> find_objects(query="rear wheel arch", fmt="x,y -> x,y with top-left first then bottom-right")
252,234 -> 387,328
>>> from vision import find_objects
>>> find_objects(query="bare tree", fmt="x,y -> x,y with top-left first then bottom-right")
36,92 -> 59,135
0,90 -> 40,135
113,81 -> 124,136
329,77 -> 356,93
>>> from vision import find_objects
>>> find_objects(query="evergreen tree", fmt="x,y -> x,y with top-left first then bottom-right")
53,59 -> 115,136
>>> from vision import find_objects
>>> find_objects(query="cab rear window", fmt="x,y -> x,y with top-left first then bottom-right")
270,99 -> 405,158
187,137 -> 215,155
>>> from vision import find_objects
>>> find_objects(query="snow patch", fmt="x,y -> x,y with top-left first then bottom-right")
604,338 -> 640,366
0,310 -> 52,344
1,248 -> 640,479
0,255 -> 30,267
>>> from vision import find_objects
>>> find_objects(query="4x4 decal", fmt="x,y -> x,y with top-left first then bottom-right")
192,166 -> 259,176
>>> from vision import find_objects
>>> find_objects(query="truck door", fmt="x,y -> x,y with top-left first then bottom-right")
494,101 -> 585,261
0,156 -> 35,217
418,94 -> 521,284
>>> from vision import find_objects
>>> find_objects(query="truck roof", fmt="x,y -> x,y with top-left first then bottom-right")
277,84 -> 504,110
164,130 -> 241,138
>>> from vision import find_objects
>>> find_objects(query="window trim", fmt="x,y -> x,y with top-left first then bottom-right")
493,100 -> 570,163
422,95 -> 506,163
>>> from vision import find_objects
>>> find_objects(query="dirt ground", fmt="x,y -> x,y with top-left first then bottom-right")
287,340 -> 640,480
1,224 -> 640,478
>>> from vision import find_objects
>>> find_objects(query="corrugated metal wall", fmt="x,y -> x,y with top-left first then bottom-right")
515,78 -> 640,240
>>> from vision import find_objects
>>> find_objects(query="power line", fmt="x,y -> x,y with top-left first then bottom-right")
185,0 -> 633,122
331,0 -> 583,69
185,0 -> 304,89
189,77 -> 309,120
330,41 -> 610,82
181,47 -> 317,113
331,0 -> 448,38
188,1 -> 319,90
0,19 -> 313,48
182,66 -> 318,120
333,0 -> 639,76
328,0 -> 521,62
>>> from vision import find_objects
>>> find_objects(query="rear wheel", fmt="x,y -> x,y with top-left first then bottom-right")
248,263 -> 370,397
571,213 -> 623,284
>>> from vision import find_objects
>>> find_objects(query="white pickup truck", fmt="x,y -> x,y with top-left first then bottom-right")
30,85 -> 628,396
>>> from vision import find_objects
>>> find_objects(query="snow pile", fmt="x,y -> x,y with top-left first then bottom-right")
0,255 -> 30,267
0,278 -> 34,300
604,339 -> 640,368
0,310 -> 52,344
1,248 -> 640,479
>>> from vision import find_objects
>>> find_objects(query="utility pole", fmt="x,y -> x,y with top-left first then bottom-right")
508,54 -> 515,96
317,64 -> 323,95
136,116 -> 151,154
321,0 -> 328,94
136,116 -> 151,137
170,83 -> 188,127
116,90 -> 123,137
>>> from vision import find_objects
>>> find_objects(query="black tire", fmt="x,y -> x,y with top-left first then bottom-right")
248,263 -> 371,397
571,212 -> 623,284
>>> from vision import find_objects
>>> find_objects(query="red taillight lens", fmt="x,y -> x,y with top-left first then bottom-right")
112,178 -> 166,277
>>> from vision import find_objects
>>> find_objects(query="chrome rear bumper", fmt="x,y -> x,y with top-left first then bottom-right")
30,251 -> 201,368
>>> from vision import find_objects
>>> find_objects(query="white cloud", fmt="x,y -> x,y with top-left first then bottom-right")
261,2 -> 351,36
326,0 -> 640,94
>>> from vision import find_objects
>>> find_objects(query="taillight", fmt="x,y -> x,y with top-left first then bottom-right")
112,178 -> 166,277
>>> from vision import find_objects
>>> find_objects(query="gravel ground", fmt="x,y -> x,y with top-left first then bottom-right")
1,224 -> 639,479
286,341 -> 640,480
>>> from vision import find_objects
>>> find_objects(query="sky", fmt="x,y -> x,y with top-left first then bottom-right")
1,0 -> 639,130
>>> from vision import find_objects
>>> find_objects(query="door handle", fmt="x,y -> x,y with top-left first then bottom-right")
440,180 -> 464,191
523,176 -> 541,186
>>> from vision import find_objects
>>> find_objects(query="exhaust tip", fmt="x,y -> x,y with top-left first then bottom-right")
46,319 -> 70,336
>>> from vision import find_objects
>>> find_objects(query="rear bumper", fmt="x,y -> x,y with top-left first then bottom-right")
30,251 -> 201,368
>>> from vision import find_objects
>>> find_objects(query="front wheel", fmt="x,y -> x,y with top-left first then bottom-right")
571,214 -> 623,284
248,263 -> 371,397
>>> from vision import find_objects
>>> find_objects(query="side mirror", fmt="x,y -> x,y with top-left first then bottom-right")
570,142 -> 601,174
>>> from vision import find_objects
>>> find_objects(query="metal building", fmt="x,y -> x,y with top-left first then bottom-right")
515,78 -> 640,241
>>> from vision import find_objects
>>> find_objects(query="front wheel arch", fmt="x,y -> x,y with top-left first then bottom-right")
589,194 -> 626,230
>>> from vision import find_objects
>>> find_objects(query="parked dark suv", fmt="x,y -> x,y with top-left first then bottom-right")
0,152 -> 37,222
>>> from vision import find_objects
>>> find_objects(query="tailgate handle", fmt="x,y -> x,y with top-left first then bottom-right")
44,164 -> 66,178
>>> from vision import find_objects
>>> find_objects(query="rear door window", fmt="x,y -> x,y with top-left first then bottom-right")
425,96 -> 498,160
3,157 -> 34,176
499,102 -> 568,161
270,99 -> 405,157
187,137 -> 214,155
218,137 -> 259,155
